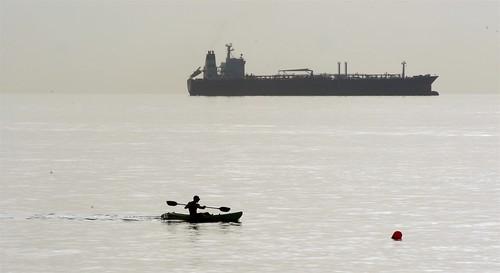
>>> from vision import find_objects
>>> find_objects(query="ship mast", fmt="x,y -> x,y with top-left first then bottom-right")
225,43 -> 234,61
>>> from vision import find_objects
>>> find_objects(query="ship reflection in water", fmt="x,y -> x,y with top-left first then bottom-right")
188,43 -> 438,96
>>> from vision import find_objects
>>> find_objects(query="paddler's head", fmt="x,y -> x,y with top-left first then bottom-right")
193,195 -> 200,202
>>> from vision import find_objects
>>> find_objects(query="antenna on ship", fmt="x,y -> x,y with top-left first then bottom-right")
401,61 -> 406,78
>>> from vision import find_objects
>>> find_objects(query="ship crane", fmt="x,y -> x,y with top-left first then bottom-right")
279,68 -> 314,76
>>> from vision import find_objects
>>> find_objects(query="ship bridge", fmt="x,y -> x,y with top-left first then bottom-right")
191,43 -> 246,80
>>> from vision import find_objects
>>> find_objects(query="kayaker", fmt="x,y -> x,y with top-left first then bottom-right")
184,195 -> 206,218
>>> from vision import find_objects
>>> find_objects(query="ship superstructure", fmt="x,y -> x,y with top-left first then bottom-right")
187,44 -> 439,96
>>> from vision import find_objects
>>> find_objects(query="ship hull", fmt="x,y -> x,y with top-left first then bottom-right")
188,76 -> 438,96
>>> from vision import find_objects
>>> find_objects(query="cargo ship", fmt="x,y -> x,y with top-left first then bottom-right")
187,44 -> 439,96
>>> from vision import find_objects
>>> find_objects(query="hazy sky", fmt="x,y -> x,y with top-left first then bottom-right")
1,0 -> 499,94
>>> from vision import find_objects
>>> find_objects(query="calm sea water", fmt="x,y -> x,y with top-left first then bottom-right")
1,94 -> 499,273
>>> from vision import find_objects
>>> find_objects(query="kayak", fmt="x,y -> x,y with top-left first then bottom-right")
161,211 -> 243,223
161,212 -> 242,223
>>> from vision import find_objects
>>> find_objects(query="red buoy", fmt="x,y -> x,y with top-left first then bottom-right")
392,231 -> 403,241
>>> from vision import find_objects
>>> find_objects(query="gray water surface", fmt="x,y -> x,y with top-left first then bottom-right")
1,94 -> 499,272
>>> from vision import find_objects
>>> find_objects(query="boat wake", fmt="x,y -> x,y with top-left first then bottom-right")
3,213 -> 161,222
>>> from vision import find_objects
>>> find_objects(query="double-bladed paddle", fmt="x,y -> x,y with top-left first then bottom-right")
166,200 -> 231,212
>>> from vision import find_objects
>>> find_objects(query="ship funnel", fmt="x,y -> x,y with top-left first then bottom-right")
344,62 -> 348,76
203,50 -> 218,79
401,61 -> 406,78
338,62 -> 341,76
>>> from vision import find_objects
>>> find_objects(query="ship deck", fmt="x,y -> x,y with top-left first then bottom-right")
244,73 -> 436,80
